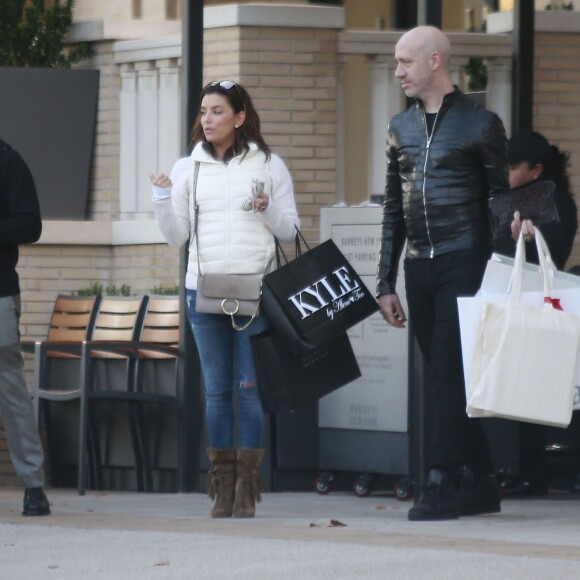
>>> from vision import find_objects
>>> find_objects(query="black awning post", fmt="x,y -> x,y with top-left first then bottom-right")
417,0 -> 442,27
177,0 -> 204,493
512,0 -> 534,134
392,0 -> 418,29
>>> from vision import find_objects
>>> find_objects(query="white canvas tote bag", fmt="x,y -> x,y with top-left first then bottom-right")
466,228 -> 580,427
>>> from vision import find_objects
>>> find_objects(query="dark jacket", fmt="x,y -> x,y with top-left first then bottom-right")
494,179 -> 578,271
377,88 -> 509,296
0,140 -> 42,297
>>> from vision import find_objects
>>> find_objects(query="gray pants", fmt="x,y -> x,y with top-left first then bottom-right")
0,295 -> 45,488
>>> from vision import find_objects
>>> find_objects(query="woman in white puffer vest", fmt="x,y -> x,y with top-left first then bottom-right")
150,81 -> 299,519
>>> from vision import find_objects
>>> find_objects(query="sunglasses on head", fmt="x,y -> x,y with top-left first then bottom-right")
207,80 -> 238,90
205,80 -> 245,108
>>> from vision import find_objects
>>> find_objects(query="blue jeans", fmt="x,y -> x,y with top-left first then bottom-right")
186,289 -> 270,449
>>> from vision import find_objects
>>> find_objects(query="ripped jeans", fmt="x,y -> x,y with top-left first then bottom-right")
186,289 -> 270,449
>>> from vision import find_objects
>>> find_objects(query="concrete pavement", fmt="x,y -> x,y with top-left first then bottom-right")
0,487 -> 579,579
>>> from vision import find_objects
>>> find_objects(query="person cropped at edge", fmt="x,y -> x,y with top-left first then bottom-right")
0,139 -> 50,516
376,26 -> 509,521
496,131 -> 578,497
150,81 -> 299,519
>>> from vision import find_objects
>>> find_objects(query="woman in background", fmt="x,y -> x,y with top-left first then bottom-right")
501,130 -> 578,496
498,130 -> 577,270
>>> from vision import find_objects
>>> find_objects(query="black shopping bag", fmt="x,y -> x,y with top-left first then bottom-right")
251,327 -> 361,413
262,233 -> 379,347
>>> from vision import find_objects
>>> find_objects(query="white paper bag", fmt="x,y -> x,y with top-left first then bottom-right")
480,252 -> 580,295
459,229 -> 580,427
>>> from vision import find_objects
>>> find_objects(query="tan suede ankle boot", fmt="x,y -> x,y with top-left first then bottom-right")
207,449 -> 236,518
233,448 -> 264,518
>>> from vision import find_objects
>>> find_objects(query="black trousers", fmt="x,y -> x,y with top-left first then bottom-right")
519,422 -> 548,484
405,247 -> 494,477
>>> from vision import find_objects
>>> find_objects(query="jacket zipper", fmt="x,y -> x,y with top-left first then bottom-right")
421,107 -> 440,258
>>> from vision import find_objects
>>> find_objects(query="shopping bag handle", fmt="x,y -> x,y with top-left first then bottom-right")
294,226 -> 312,254
510,226 -> 555,301
274,226 -> 312,267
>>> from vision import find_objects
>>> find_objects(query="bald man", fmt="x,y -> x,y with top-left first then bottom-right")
376,27 -> 509,521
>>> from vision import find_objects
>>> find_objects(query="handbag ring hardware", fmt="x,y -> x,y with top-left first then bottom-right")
221,298 -> 240,316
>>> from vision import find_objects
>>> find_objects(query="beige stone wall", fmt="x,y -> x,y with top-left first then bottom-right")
18,243 -> 180,342
16,21 -> 339,345
203,26 -> 338,239
534,31 -> 580,269
2,20 -> 339,484
73,0 -> 133,22
75,42 -> 123,222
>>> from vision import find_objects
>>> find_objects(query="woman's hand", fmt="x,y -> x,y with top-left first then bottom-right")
511,210 -> 534,242
252,193 -> 270,213
149,173 -> 173,188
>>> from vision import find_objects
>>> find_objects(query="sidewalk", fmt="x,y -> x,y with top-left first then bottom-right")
1,487 -> 579,579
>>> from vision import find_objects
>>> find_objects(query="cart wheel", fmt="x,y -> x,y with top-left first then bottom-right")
352,478 -> 372,498
314,472 -> 334,495
393,479 -> 413,501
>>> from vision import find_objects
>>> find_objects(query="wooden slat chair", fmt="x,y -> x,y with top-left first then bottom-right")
33,295 -> 147,495
85,295 -> 180,493
132,295 -> 180,491
23,294 -> 101,489
80,295 -> 149,494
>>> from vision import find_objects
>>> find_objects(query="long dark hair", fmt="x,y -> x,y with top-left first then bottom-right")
544,145 -> 571,193
189,81 -> 271,163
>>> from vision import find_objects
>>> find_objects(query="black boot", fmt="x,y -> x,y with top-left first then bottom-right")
22,487 -> 50,517
457,465 -> 501,516
408,469 -> 458,521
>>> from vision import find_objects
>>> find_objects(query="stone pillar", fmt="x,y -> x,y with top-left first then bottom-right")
119,55 -> 181,218
119,63 -> 138,215
485,58 -> 512,137
336,55 -> 347,205
368,56 -> 401,199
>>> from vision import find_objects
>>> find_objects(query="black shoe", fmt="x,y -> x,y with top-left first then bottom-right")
501,477 -> 549,498
22,487 -> 51,517
457,466 -> 501,516
408,469 -> 458,521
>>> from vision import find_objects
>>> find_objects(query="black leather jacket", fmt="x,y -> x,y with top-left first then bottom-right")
377,88 -> 509,296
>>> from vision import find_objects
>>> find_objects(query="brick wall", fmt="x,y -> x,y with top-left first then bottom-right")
0,21 -> 340,486
534,31 -> 580,270
84,42 -> 123,221
18,244 -> 180,342
203,25 -> 338,238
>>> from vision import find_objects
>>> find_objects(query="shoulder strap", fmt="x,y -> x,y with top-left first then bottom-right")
190,161 -> 203,274
191,160 -> 200,229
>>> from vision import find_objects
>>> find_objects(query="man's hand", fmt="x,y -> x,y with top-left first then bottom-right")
377,293 -> 407,328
